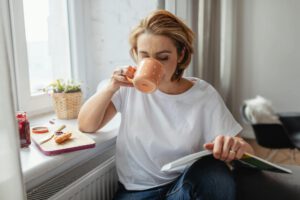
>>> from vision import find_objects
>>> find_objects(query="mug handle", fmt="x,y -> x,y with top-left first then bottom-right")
125,66 -> 136,83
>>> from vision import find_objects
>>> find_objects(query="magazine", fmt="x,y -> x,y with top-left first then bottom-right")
161,150 -> 292,174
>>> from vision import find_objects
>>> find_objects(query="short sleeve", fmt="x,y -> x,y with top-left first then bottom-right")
204,89 -> 243,142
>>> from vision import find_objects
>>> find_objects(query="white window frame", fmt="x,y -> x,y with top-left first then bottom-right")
9,0 -> 87,117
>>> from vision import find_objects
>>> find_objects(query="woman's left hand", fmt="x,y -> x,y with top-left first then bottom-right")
203,135 -> 254,162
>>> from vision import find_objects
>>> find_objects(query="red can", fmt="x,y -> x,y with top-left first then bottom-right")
16,111 -> 31,148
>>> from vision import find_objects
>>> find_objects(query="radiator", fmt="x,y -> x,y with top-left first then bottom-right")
49,156 -> 118,200
27,149 -> 119,200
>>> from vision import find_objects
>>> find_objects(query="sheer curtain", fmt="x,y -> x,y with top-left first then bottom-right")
193,0 -> 237,110
0,0 -> 26,199
165,0 -> 237,110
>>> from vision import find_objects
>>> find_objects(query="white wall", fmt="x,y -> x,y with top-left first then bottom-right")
81,0 -> 300,138
234,0 -> 300,138
83,0 -> 158,97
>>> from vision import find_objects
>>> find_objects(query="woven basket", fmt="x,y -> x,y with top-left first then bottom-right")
52,92 -> 82,119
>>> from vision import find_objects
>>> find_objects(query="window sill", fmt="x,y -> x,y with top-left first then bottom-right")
20,112 -> 121,191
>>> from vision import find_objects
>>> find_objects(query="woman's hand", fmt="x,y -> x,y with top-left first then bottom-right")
108,66 -> 136,92
203,135 -> 254,162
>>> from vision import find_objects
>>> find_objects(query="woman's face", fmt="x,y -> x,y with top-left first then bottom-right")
136,33 -> 182,83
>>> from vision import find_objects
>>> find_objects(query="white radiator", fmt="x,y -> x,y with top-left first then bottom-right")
50,156 -> 118,200
27,150 -> 118,200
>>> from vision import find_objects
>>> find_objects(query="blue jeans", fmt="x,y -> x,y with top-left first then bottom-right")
113,156 -> 236,200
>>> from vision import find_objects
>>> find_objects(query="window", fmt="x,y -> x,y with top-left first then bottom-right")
23,0 -> 72,94
10,0 -> 74,116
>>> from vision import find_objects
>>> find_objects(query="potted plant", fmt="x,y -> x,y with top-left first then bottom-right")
44,79 -> 82,119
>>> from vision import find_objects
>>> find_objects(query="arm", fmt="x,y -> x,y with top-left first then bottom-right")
77,86 -> 117,133
204,134 -> 255,162
78,67 -> 134,133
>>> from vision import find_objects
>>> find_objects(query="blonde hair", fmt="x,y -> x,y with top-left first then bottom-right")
129,10 -> 194,81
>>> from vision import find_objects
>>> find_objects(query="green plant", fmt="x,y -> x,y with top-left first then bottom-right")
44,79 -> 81,93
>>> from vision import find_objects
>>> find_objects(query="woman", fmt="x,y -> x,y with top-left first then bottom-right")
78,10 -> 254,200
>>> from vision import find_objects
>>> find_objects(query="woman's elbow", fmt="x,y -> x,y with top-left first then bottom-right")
78,121 -> 99,133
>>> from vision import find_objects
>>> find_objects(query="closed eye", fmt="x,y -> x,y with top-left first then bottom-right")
157,56 -> 169,61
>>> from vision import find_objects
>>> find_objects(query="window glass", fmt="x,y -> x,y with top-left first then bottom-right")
23,0 -> 71,95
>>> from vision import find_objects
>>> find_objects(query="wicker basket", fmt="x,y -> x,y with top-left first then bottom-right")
52,92 -> 82,119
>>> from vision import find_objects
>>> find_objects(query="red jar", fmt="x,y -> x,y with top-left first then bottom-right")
16,111 -> 31,148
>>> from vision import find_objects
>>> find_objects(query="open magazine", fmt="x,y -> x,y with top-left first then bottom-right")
161,150 -> 292,174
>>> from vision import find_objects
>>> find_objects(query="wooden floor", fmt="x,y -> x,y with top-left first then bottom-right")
245,139 -> 300,166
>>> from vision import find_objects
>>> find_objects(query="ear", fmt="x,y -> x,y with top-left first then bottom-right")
177,47 -> 185,63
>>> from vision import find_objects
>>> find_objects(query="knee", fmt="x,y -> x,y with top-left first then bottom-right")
184,157 -> 236,199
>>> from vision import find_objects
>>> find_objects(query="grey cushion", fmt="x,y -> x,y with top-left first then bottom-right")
233,165 -> 300,200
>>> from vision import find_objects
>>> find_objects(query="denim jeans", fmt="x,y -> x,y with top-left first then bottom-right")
113,156 -> 236,200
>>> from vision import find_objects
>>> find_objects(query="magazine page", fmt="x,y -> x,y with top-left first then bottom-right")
239,153 -> 292,174
161,150 -> 212,172
161,150 -> 292,174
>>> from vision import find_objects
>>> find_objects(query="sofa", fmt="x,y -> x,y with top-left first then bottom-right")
233,164 -> 300,200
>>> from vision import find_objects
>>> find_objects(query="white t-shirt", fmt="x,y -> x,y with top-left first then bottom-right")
111,77 -> 242,190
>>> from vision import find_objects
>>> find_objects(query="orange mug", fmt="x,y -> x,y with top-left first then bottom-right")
127,58 -> 164,93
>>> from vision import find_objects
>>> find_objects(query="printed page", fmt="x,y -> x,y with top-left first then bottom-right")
161,150 -> 292,174
161,150 -> 212,172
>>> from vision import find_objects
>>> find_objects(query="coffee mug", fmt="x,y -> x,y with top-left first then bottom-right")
126,58 -> 164,93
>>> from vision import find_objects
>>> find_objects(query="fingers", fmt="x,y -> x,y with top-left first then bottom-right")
112,66 -> 135,87
227,150 -> 236,162
235,139 -> 246,159
212,135 -> 234,161
112,69 -> 126,82
211,135 -> 248,162
117,66 -> 136,78
212,135 -> 224,159
226,138 -> 239,161
221,136 -> 234,161
203,142 -> 214,150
